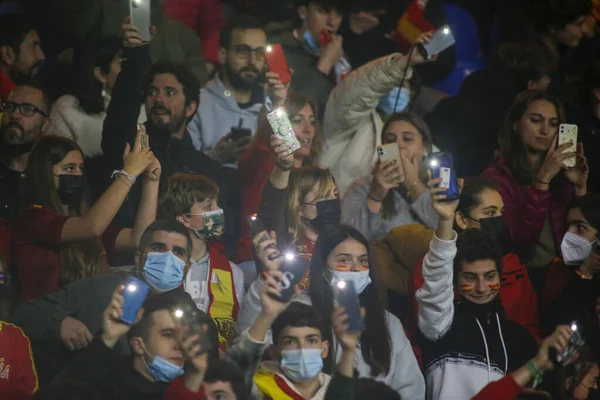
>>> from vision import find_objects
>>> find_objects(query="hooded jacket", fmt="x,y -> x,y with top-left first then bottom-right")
416,232 -> 537,400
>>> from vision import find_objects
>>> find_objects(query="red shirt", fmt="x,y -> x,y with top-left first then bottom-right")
470,374 -> 522,400
0,321 -> 38,400
14,205 -> 122,301
0,71 -> 13,101
163,376 -> 205,400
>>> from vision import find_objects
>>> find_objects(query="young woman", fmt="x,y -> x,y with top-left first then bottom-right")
540,356 -> 600,400
246,224 -> 425,399
236,71 -> 322,286
342,112 -> 436,241
14,132 -> 159,301
482,90 -> 588,292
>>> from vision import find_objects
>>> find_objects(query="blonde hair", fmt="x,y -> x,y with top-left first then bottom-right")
285,167 -> 336,243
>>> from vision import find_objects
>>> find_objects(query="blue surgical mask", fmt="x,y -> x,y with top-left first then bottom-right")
378,87 -> 411,116
331,270 -> 372,294
303,30 -> 319,52
280,348 -> 323,382
142,251 -> 186,292
144,352 -> 184,382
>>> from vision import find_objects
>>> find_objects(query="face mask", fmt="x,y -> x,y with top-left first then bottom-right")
55,174 -> 86,205
378,87 -> 411,116
142,251 -> 186,292
310,199 -> 341,231
191,209 -> 225,241
561,231 -> 595,265
142,344 -> 184,383
331,270 -> 372,294
479,216 -> 505,241
280,348 -> 323,382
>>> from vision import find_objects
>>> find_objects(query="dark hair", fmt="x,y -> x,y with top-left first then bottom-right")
159,174 -> 220,219
144,62 -> 200,109
454,229 -> 504,277
455,177 -> 499,232
582,59 -> 600,106
567,194 -> 600,231
271,302 -> 325,344
219,15 -> 264,49
309,224 -> 392,375
529,0 -> 592,31
498,90 -> 565,184
493,42 -> 557,90
0,14 -> 35,56
72,37 -> 123,114
24,136 -> 104,285
204,359 -> 248,399
31,381 -> 100,400
13,78 -> 52,114
355,378 -> 401,400
297,0 -> 349,14
138,219 -> 193,260
380,112 -> 433,220
539,348 -> 597,399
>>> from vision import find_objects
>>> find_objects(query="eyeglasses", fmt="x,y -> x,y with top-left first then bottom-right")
231,44 -> 265,60
1,101 -> 48,117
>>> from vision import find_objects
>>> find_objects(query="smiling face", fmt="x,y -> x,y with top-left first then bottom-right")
457,259 -> 501,304
291,103 -> 316,159
382,120 -> 426,161
516,99 -> 560,154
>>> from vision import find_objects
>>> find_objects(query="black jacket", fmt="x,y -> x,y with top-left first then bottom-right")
0,161 -> 24,223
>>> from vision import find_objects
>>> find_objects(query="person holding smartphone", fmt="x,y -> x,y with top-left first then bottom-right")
482,90 -> 589,293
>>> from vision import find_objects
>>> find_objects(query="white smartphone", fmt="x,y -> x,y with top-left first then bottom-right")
266,107 -> 301,153
558,123 -> 578,168
130,0 -> 152,42
377,143 -> 405,184
420,25 -> 456,60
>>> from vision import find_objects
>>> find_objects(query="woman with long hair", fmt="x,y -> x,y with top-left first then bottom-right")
482,90 -> 588,292
236,71 -> 323,287
14,132 -> 159,301
342,111 -> 436,241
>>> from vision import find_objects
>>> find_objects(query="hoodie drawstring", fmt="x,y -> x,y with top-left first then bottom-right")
475,312 -> 509,382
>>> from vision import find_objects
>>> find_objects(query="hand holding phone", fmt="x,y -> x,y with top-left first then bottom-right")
120,276 -> 150,324
548,322 -> 584,367
172,302 -> 213,356
266,253 -> 309,303
377,144 -> 405,184
426,152 -> 460,201
558,124 -> 578,168
416,25 -> 455,61
267,107 -> 301,153
129,0 -> 152,42
265,44 -> 291,84
333,280 -> 364,333
138,123 -> 148,148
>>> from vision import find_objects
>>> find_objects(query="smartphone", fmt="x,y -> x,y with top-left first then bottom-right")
171,302 -> 213,355
558,124 -> 578,168
264,44 -> 291,84
319,29 -> 332,48
418,25 -> 456,60
377,144 -> 405,184
231,127 -> 252,141
266,107 -> 301,153
549,322 -> 585,367
130,0 -> 152,42
333,280 -> 364,333
120,276 -> 150,324
274,253 -> 309,302
247,214 -> 268,238
427,152 -> 460,201
138,123 -> 148,147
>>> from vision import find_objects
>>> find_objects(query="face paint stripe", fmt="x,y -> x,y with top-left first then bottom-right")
459,284 -> 473,292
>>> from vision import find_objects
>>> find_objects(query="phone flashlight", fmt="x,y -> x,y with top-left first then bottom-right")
284,253 -> 295,261
571,322 -> 578,332
132,0 -> 141,5
173,308 -> 184,319
126,283 -> 138,292
266,45 -> 272,53
429,159 -> 439,168
442,27 -> 450,35
276,108 -> 285,117
337,281 -> 346,289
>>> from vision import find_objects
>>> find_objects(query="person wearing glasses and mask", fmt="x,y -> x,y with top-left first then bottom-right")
187,15 -> 267,166
0,82 -> 51,222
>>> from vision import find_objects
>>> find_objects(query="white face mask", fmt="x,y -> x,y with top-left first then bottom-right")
561,231 -> 596,265
331,270 -> 372,294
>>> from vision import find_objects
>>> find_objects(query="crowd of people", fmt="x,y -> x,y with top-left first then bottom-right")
0,0 -> 600,399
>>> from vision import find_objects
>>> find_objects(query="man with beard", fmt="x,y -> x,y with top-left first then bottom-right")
0,15 -> 45,100
101,17 -> 235,256
0,82 -> 50,221
187,15 -> 267,165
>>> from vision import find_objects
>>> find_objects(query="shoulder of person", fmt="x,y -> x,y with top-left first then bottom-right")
52,94 -> 79,111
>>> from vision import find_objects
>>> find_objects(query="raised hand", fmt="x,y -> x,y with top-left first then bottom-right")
101,284 -> 142,348
409,31 -> 436,66
175,325 -> 210,393
427,172 -> 463,221
533,324 -> 574,371
536,140 -> 577,185
265,71 -> 291,108
122,127 -> 155,178
121,16 -> 156,48
564,142 -> 588,192
271,134 -> 294,170
369,160 -> 402,201
317,34 -> 343,75
332,305 -> 361,351
260,271 -> 298,317
252,231 -> 282,273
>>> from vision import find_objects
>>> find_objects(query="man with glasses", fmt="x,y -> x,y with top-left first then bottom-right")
187,15 -> 267,166
0,82 -> 50,221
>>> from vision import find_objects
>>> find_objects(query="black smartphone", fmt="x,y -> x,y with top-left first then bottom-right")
549,322 -> 585,367
274,253 -> 309,302
333,280 -> 364,333
231,127 -> 252,141
426,152 -> 460,201
120,276 -> 150,325
171,301 -> 213,355
247,214 -> 268,238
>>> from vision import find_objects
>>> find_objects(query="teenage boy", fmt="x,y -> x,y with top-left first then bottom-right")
416,179 -> 537,400
159,173 -> 245,350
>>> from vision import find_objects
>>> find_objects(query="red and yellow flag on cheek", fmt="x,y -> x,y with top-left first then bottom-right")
391,0 -> 435,51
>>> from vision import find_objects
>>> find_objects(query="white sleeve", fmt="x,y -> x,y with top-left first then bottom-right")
416,231 -> 458,341
235,278 -> 264,334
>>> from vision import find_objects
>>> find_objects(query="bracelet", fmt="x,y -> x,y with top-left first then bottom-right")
535,178 -> 550,185
526,360 -> 543,388
575,267 -> 593,280
111,170 -> 136,186
367,193 -> 384,202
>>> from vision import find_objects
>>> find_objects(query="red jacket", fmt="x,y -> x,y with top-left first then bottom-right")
236,118 -> 275,263
163,0 -> 224,63
0,321 -> 38,400
481,156 -> 574,258
470,374 -> 523,400
0,70 -> 13,101
163,376 -> 205,400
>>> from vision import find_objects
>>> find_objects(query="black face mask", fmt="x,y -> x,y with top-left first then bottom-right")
0,140 -> 35,158
479,216 -> 505,242
56,174 -> 86,205
310,199 -> 341,231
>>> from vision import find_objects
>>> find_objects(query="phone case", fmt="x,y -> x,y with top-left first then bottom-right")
172,302 -> 213,355
247,214 -> 268,237
421,25 -> 455,60
120,276 -> 150,324
266,107 -> 301,153
377,144 -> 405,184
558,124 -> 578,168
276,255 -> 309,302
130,0 -> 152,42
550,322 -> 585,367
231,127 -> 252,141
333,280 -> 364,333
265,44 -> 291,84
427,152 -> 460,201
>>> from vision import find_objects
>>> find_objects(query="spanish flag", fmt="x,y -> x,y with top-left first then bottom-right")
392,0 -> 435,51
